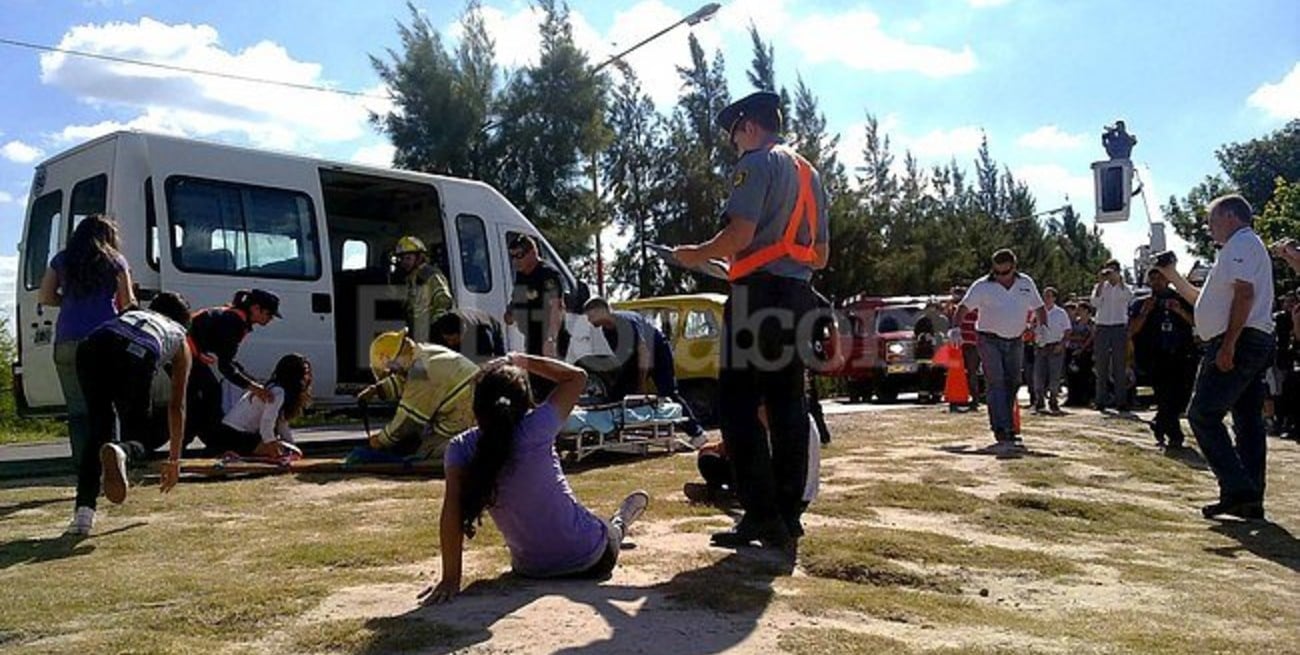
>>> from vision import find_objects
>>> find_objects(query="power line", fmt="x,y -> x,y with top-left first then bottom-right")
0,36 -> 389,100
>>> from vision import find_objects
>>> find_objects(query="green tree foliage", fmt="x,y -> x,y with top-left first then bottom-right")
604,65 -> 669,296
1259,176 -> 1300,290
1165,120 -> 1300,259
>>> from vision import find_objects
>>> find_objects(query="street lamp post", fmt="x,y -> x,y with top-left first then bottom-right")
589,2 -> 721,298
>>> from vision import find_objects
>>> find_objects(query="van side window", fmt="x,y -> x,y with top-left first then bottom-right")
456,214 -> 492,293
23,191 -> 63,290
165,176 -> 322,280
69,174 -> 108,233
145,177 -> 159,271
340,239 -> 368,271
683,309 -> 717,340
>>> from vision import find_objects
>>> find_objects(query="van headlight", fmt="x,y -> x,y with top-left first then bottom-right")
886,342 -> 907,356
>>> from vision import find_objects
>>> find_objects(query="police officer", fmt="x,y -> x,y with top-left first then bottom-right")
674,91 -> 830,549
1129,268 -> 1196,448
395,235 -> 453,344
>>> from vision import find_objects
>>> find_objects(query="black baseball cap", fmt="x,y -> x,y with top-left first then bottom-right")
248,289 -> 282,318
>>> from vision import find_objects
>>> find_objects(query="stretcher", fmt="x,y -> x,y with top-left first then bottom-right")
558,394 -> 693,462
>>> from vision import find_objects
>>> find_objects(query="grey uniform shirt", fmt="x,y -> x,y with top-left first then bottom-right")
723,139 -> 830,281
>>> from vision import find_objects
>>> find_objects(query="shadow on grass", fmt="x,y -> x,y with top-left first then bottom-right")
1206,520 -> 1300,573
1161,444 -> 1210,472
937,445 -> 1059,460
360,551 -> 785,654
0,496 -> 67,519
0,522 -> 146,570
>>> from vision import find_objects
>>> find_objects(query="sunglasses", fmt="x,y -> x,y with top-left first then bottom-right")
509,250 -> 529,260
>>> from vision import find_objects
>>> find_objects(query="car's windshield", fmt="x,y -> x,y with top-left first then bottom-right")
875,307 -> 921,333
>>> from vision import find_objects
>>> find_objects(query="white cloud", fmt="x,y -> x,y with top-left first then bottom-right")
2,141 -> 45,164
968,0 -> 1012,7
1247,61 -> 1300,120
1012,163 -> 1093,208
1017,125 -> 1085,150
789,9 -> 976,77
452,4 -> 606,71
907,126 -> 985,159
40,18 -> 392,151
351,142 -> 396,167
0,192 -> 13,204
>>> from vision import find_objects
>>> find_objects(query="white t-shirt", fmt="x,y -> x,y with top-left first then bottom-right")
1195,227 -> 1275,341
1090,280 -> 1133,326
221,386 -> 294,443
960,274 -> 1045,339
1035,305 -> 1072,345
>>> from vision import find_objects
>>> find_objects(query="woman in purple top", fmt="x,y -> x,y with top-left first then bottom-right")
422,353 -> 650,604
38,214 -> 135,494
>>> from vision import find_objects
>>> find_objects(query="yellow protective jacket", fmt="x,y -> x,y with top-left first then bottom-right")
407,262 -> 453,343
373,344 -> 478,460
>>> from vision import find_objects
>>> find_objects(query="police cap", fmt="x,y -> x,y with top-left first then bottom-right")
715,91 -> 782,134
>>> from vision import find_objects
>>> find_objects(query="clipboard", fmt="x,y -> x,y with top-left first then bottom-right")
647,244 -> 730,281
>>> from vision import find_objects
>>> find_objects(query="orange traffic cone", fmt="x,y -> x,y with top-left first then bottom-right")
940,343 -> 971,409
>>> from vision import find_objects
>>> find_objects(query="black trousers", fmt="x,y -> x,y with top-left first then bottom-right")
1148,351 -> 1197,445
75,331 -> 158,509
719,274 -> 816,527
186,361 -> 224,445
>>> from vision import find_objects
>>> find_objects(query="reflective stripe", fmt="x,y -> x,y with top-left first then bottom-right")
728,145 -> 819,281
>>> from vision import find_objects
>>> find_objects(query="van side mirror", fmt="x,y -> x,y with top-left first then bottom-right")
567,280 -> 591,314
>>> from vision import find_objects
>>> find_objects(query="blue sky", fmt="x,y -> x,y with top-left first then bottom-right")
2,0 -> 1298,321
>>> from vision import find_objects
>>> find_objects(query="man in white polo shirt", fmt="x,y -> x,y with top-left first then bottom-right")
1090,259 -> 1134,412
1157,194 -> 1275,520
955,249 -> 1047,452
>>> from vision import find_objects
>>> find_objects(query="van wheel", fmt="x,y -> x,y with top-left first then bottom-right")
848,379 -> 874,404
679,380 -> 719,428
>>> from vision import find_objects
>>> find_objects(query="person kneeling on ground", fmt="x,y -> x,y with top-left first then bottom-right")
68,292 -> 193,535
201,353 -> 313,458
421,354 -> 650,604
356,330 -> 480,463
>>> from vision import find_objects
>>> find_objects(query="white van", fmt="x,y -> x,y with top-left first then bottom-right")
13,131 -> 601,413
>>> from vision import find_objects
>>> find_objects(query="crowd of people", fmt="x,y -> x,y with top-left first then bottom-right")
32,88 -> 1300,605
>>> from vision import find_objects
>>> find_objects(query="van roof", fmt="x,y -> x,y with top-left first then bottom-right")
35,130 -> 498,194
616,293 -> 728,307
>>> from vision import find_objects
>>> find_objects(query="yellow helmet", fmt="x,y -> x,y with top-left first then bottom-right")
395,235 -> 426,256
369,329 -> 413,380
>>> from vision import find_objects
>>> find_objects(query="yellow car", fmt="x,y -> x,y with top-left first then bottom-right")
614,293 -> 725,424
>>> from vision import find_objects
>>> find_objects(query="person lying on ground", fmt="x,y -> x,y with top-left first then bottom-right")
67,292 -> 192,535
201,353 -> 313,458
421,353 -> 650,604
356,330 -> 479,462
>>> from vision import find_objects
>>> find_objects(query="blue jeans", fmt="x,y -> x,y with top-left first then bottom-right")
54,340 -> 91,489
976,333 -> 1024,440
1188,329 -> 1275,502
1094,324 -> 1129,408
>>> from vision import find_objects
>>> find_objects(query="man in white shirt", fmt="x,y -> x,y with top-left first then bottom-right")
1156,194 -> 1275,520
1090,259 -> 1134,412
955,249 -> 1047,452
1032,287 -> 1071,415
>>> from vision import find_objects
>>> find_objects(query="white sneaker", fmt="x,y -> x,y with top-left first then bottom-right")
614,490 -> 650,531
100,443 -> 129,504
65,506 -> 95,536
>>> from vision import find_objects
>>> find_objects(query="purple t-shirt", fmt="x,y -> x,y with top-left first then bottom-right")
50,251 -> 127,343
446,402 -> 608,577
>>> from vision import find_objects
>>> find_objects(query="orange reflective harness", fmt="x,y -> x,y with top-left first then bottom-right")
728,146 -> 820,282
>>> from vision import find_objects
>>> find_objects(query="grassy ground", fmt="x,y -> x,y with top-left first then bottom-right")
0,406 -> 1297,653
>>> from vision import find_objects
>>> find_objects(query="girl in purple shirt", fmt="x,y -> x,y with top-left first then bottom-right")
423,354 -> 650,604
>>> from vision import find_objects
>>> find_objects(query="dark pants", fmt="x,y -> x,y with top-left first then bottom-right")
1065,349 -> 1095,407
719,274 -> 815,528
808,376 -> 831,444
649,335 -> 703,436
976,333 -> 1024,440
1148,351 -> 1197,446
186,361 -> 224,445
961,344 -> 982,404
1188,330 -> 1275,503
202,424 -> 262,456
74,331 -> 158,509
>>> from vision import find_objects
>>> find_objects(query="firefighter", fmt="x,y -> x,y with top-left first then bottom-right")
673,91 -> 830,550
395,235 -> 453,343
356,330 -> 479,463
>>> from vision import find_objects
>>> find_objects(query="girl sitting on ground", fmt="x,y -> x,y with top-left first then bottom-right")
202,353 -> 312,458
422,353 -> 650,604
